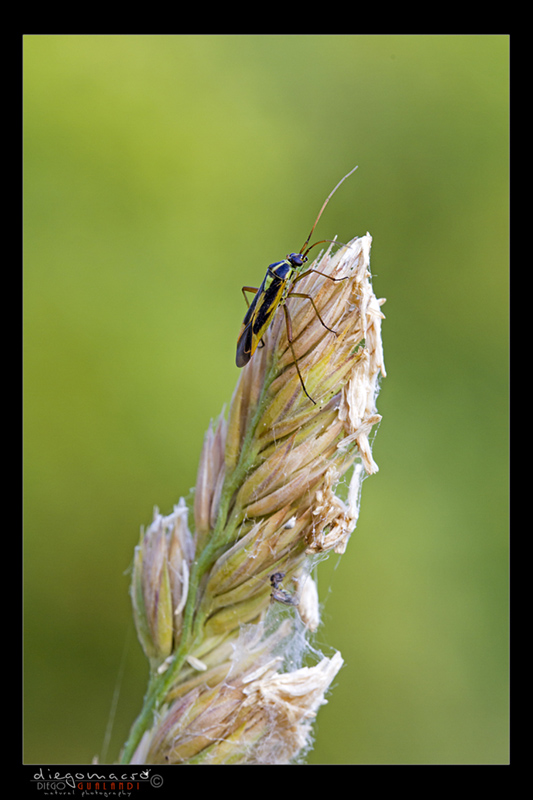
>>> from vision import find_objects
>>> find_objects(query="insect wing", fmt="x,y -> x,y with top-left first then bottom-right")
250,264 -> 289,340
236,318 -> 255,367
236,262 -> 291,367
236,276 -> 265,367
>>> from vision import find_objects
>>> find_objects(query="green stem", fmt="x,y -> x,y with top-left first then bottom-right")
120,384 -> 272,763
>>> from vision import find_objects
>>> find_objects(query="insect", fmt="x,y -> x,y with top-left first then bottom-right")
270,572 -> 298,606
236,165 -> 358,404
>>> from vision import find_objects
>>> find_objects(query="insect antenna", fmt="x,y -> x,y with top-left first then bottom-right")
299,165 -> 358,259
300,238 -> 346,260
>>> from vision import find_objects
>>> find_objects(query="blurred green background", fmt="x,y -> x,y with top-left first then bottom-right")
23,35 -> 508,765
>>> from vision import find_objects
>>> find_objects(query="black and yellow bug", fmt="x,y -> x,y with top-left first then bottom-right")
235,166 -> 358,404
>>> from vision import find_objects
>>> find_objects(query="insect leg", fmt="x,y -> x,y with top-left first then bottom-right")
283,303 -> 317,405
241,286 -> 259,308
287,291 -> 340,336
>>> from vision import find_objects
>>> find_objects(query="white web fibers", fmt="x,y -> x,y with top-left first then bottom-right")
224,610 -> 343,764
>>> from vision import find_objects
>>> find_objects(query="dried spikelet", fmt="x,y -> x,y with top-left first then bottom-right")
122,233 -> 385,765
131,501 -> 195,667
